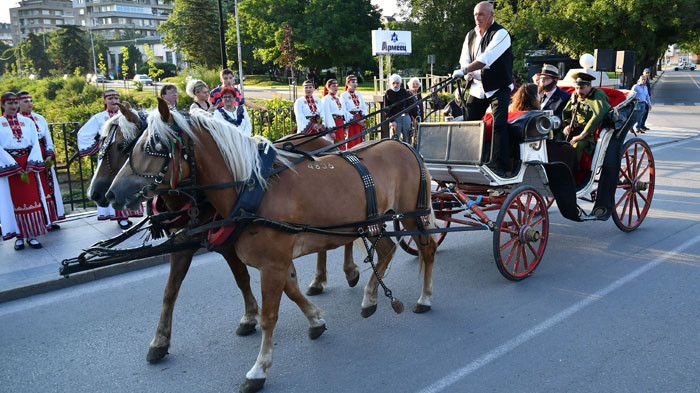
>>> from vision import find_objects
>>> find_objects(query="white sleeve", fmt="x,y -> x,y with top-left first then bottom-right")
458,33 -> 472,69
77,114 -> 101,157
316,98 -> 327,128
341,93 -> 352,122
475,29 -> 511,68
212,109 -> 224,122
36,114 -> 55,158
0,128 -> 21,177
359,94 -> 368,116
321,96 -> 334,128
294,99 -> 308,133
26,124 -> 45,172
241,107 -> 252,137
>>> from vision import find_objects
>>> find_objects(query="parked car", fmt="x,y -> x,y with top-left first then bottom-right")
133,74 -> 154,85
674,62 -> 696,71
88,74 -> 107,83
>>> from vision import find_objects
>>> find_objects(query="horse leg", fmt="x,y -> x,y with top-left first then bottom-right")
240,264 -> 288,393
147,247 -> 196,363
306,251 -> 327,296
284,263 -> 327,339
343,244 -> 360,288
221,246 -> 260,336
360,237 -> 397,318
403,216 -> 438,313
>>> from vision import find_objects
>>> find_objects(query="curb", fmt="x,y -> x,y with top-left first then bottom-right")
650,70 -> 664,94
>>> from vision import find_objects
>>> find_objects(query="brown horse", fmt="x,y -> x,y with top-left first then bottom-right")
106,99 -> 437,393
87,103 -> 357,364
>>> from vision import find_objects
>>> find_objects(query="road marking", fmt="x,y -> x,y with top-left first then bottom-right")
417,231 -> 700,393
689,73 -> 700,92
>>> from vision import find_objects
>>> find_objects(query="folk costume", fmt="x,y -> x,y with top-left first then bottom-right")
0,105 -> 50,241
214,105 -> 252,137
321,80 -> 346,148
20,103 -> 65,223
294,81 -> 326,135
77,91 -> 143,222
340,75 -> 367,149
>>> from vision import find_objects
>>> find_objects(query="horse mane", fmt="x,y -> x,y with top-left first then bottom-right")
99,109 -> 141,142
188,107 -> 294,188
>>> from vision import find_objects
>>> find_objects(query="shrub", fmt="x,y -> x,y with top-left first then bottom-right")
134,81 -> 144,91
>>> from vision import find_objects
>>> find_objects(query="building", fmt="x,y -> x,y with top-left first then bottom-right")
106,36 -> 183,77
0,23 -> 13,46
72,0 -> 173,40
9,0 -> 75,45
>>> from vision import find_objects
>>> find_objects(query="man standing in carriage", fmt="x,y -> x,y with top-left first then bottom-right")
294,80 -> 328,136
535,64 -> 570,121
341,75 -> 367,149
0,92 -> 51,250
17,91 -> 64,228
452,0 -> 514,177
77,89 -> 143,229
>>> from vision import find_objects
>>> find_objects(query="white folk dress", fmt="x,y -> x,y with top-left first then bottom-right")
294,95 -> 326,135
213,105 -> 252,137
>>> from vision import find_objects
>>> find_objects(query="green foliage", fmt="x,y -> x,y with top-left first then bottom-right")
0,41 -> 16,76
47,25 -> 90,74
249,97 -> 295,140
19,33 -> 54,77
137,61 -> 177,79
134,81 -> 144,91
159,0 -> 223,69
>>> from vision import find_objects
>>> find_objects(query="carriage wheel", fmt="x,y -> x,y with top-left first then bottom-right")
613,138 -> 655,232
396,217 -> 451,256
493,186 -> 549,281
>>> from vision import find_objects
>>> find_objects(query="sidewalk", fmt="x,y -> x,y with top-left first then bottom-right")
0,212 -> 174,303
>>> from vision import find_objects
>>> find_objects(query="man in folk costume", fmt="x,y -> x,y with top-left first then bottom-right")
17,91 -> 64,229
77,89 -> 143,229
212,86 -> 252,137
294,80 -> 329,138
321,79 -> 347,148
340,75 -> 367,149
0,92 -> 51,250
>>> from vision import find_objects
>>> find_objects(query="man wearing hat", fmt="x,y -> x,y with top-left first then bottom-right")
536,64 -> 570,121
559,72 -> 610,165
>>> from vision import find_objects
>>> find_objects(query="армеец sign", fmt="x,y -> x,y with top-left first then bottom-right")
372,30 -> 412,56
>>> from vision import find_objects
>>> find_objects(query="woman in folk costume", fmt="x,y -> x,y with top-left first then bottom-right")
0,92 -> 51,250
340,75 -> 367,149
17,91 -> 64,228
321,79 -> 347,148
77,89 -> 143,229
294,80 -> 328,137
212,86 -> 252,137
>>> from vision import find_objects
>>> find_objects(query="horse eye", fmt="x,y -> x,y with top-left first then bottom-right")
155,143 -> 163,151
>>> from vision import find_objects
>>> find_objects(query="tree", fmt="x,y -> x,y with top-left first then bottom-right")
47,25 -> 90,74
121,46 -> 130,89
18,33 -> 53,77
0,41 -> 16,76
158,0 -> 222,68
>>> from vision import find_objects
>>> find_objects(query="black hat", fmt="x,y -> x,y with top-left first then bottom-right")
571,72 -> 595,85
535,64 -> 560,79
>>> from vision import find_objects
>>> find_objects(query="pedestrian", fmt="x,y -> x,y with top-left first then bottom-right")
340,75 -> 367,149
453,1 -> 514,177
213,86 -> 252,137
383,74 -> 412,143
209,68 -> 268,112
407,77 -> 423,144
632,75 -> 651,133
186,79 -> 215,113
0,91 -> 50,250
321,79 -> 346,148
17,91 -> 64,228
77,89 -> 143,229
294,80 -> 327,136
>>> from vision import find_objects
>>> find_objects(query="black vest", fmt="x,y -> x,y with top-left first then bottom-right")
467,22 -> 513,92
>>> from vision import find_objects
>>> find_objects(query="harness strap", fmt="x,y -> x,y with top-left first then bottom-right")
341,152 -> 378,220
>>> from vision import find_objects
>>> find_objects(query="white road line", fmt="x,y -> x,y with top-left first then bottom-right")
689,73 -> 700,92
417,231 -> 700,393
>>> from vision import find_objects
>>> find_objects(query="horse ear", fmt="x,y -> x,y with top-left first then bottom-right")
115,102 -> 128,115
117,101 -> 140,124
122,101 -> 132,111
156,97 -> 170,122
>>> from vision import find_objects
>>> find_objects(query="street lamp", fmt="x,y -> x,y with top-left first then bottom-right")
87,9 -> 99,86
235,0 -> 244,96
216,0 -> 227,69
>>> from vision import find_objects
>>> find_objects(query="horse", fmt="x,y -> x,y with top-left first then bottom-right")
106,98 -> 437,393
87,103 -> 358,365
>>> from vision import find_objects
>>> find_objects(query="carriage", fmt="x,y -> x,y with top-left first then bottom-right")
395,86 -> 654,280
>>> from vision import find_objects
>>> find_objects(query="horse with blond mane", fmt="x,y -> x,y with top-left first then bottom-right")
106,98 -> 438,393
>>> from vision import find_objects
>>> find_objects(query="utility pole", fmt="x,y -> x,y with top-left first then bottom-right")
217,0 -> 227,70
87,10 -> 98,85
234,0 -> 244,96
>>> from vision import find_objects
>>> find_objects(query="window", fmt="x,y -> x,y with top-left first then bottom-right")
56,20 -> 63,25
165,51 -> 172,63
56,10 -> 63,16
44,19 -> 51,25
42,10 -> 49,15
119,18 -> 126,24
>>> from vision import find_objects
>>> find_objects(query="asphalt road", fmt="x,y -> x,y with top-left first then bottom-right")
2,72 -> 699,393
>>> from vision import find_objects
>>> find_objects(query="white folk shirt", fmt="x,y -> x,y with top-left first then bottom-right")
78,110 -> 117,157
213,105 -> 252,137
23,111 -> 65,218
321,93 -> 345,128
340,90 -> 368,122
0,114 -> 49,238
294,95 -> 325,133
458,22 -> 514,99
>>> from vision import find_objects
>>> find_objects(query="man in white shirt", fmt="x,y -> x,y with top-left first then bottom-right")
453,1 -> 513,176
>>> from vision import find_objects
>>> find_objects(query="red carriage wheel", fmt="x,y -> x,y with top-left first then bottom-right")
396,217 -> 451,256
493,185 -> 549,281
613,138 -> 655,232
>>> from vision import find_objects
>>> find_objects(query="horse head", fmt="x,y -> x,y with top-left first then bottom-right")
88,101 -> 147,207
106,97 -> 195,210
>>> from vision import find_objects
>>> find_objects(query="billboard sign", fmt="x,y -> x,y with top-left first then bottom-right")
372,30 -> 412,56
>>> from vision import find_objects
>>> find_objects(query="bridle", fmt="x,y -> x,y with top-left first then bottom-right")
97,112 -> 148,175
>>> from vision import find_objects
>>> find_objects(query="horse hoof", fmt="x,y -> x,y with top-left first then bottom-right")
413,303 -> 432,314
146,346 -> 169,363
306,286 -> 323,296
360,304 -> 377,318
236,322 -> 257,336
308,323 -> 327,340
240,378 -> 266,393
347,270 -> 360,288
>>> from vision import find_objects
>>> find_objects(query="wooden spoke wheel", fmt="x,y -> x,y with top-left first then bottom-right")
613,138 -> 655,232
493,186 -> 549,281
395,216 -> 451,256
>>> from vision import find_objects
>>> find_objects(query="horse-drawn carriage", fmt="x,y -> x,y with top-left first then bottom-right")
396,86 -> 654,280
